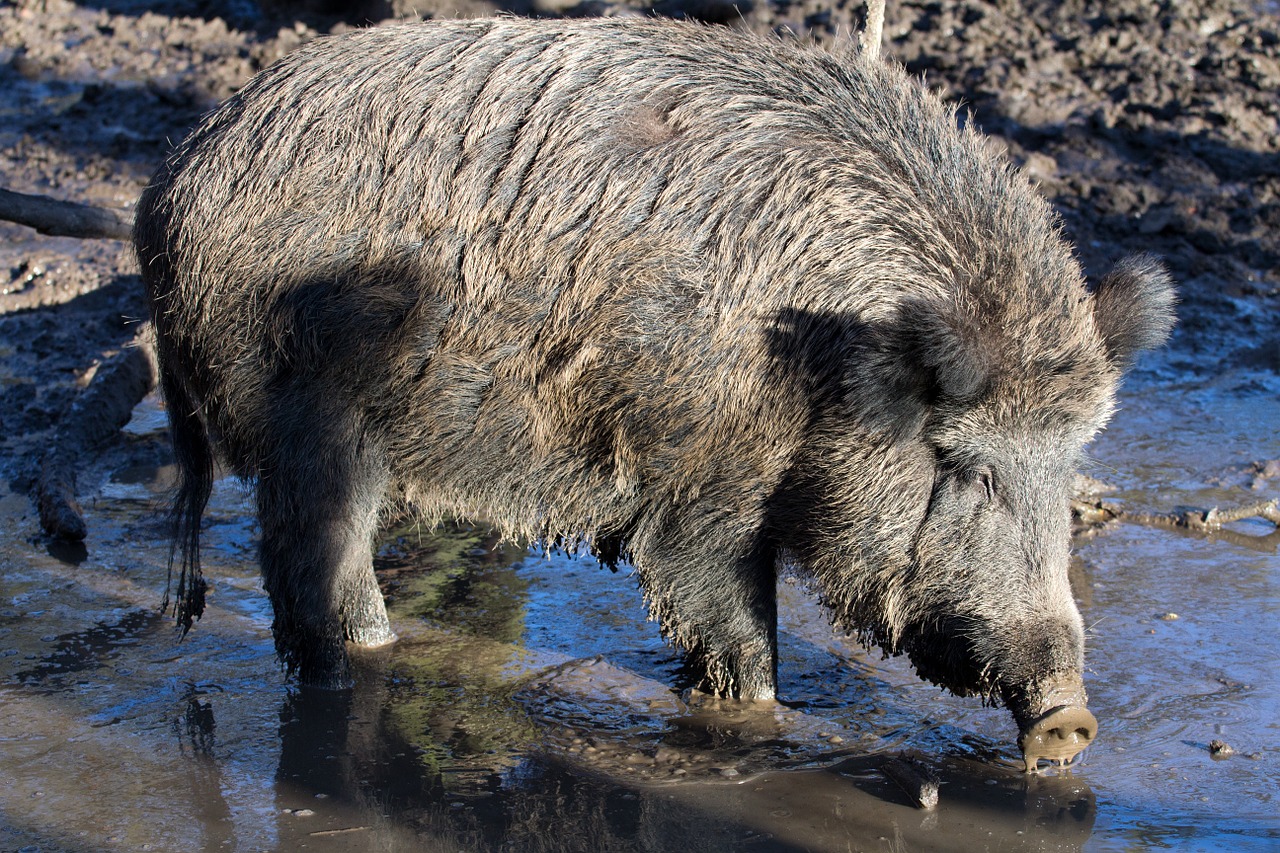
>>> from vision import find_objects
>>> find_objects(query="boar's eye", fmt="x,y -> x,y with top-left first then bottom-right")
970,467 -> 995,503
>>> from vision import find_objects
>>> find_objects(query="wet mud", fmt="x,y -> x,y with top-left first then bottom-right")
1,1 -> 1278,851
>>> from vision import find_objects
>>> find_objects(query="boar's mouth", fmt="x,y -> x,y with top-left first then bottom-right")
893,616 -> 1002,705
893,618 -> 1097,769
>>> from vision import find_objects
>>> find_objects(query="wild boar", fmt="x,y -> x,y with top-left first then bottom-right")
134,17 -> 1175,767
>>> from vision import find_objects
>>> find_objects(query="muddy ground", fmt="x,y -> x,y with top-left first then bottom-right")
0,0 -> 1277,851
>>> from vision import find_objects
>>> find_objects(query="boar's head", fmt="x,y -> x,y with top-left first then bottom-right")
783,254 -> 1175,768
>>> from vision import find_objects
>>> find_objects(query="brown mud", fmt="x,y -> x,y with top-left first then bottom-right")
1,1 -> 1278,851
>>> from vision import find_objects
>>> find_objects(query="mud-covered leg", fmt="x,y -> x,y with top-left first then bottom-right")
256,410 -> 393,689
340,552 -> 395,648
636,534 -> 779,700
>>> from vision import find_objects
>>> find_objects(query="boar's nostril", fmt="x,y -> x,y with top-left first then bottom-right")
1018,705 -> 1098,772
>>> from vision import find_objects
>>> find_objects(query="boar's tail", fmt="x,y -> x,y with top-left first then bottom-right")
160,368 -> 212,635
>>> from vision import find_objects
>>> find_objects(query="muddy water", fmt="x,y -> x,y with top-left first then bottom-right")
1,366 -> 1277,853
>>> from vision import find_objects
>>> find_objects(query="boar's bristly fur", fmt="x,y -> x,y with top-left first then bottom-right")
136,17 -> 1174,749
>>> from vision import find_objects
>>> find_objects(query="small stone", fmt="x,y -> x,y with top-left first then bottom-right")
720,767 -> 740,778
1159,612 -> 1179,621
827,735 -> 845,744
1208,739 -> 1235,758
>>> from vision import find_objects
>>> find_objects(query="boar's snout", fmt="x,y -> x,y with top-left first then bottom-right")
1018,704 -> 1097,771
1013,681 -> 1097,771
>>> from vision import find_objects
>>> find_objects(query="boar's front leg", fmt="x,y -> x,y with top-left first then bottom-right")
637,533 -> 779,700
255,397 -> 395,689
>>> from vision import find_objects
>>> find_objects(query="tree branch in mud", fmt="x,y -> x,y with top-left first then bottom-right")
1124,499 -> 1280,530
0,187 -> 133,241
881,754 -> 939,810
38,325 -> 159,540
1072,497 -> 1280,553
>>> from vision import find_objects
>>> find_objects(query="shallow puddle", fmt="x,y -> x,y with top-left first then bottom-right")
0,366 -> 1277,852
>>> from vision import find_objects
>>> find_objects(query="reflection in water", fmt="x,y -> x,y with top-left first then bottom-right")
259,670 -> 1099,852
174,683 -> 237,851
184,521 -> 1099,852
14,608 -> 161,686
175,682 -> 219,757
44,536 -> 88,566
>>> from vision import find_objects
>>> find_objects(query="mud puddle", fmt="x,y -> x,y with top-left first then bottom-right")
1,369 -> 1277,852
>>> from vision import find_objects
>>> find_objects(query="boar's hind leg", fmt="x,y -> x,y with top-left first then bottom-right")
255,404 -> 394,689
644,538 -> 779,701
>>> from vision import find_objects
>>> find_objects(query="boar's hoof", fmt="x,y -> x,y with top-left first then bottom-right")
1018,705 -> 1097,772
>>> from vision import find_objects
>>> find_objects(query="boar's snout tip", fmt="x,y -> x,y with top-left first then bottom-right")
1017,705 -> 1097,772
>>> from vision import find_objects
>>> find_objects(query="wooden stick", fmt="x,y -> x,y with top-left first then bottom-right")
882,756 -> 939,810
862,0 -> 886,61
1073,497 -> 1279,552
0,187 -> 133,241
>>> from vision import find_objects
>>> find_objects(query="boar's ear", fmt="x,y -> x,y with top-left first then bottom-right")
1092,254 -> 1176,367
893,297 -> 994,403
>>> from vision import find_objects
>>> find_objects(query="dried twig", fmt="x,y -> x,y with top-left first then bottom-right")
309,827 -> 371,837
0,187 -> 133,241
1073,497 -> 1279,553
1123,500 -> 1280,530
